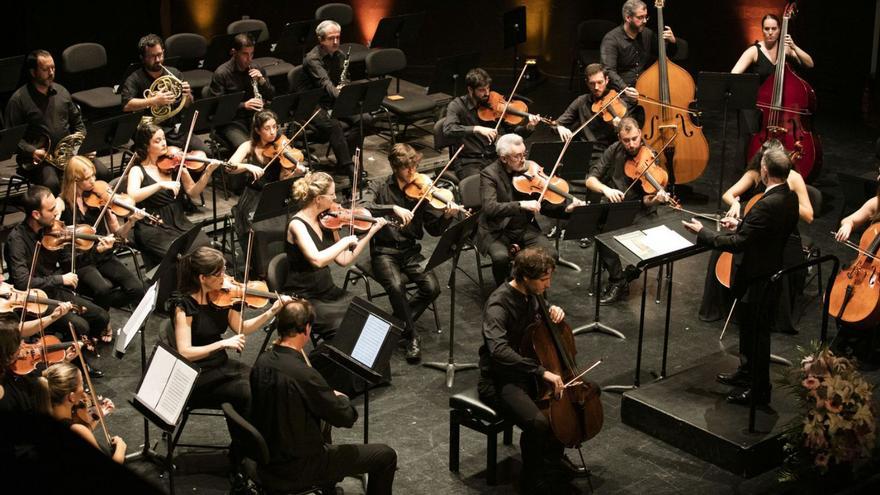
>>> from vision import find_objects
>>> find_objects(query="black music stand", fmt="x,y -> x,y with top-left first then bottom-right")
0,124 -> 26,160
568,201 -> 641,339
427,52 -> 480,98
0,54 -> 25,94
332,79 -> 392,164
269,88 -> 324,168
422,214 -> 480,388
503,6 -> 527,76
79,113 -> 142,173
152,224 -> 203,315
696,72 -> 760,210
251,178 -> 296,223
370,12 -> 426,49
277,20 -> 317,64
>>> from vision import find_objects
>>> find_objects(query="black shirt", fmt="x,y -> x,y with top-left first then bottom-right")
587,141 -> 646,202
4,82 -> 85,165
442,95 -> 532,161
5,222 -> 69,291
207,59 -> 275,123
120,66 -> 187,129
299,45 -> 343,107
360,175 -> 451,251
600,25 -> 677,89
250,345 -> 357,465
0,374 -> 45,414
556,89 -> 631,150
478,282 -> 545,382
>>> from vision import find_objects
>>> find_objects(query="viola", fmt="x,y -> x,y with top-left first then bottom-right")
11,335 -> 89,375
156,146 -> 211,174
591,88 -> 629,125
714,194 -> 762,288
263,135 -> 306,171
747,2 -> 821,182
827,222 -> 880,329
41,220 -> 124,252
634,0 -> 709,186
72,393 -> 114,431
0,282 -> 87,315
82,180 -> 162,224
476,91 -> 557,127
624,145 -> 670,195
208,274 -> 293,309
511,160 -> 578,205
402,173 -> 468,214
520,295 -> 603,448
319,203 -> 396,232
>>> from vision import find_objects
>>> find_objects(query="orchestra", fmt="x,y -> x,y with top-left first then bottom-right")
3,2 -> 877,493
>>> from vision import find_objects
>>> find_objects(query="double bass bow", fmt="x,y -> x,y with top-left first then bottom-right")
746,1 -> 821,182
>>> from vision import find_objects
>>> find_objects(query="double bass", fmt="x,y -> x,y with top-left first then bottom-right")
635,0 -> 709,186
747,1 -> 821,182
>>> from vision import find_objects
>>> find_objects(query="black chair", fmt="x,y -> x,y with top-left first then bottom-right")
60,43 -> 121,117
568,19 -> 616,91
365,48 -> 437,144
449,388 -> 514,486
227,17 -> 295,83
221,402 -> 321,494
260,253 -> 320,353
165,33 -> 214,95
0,173 -> 29,226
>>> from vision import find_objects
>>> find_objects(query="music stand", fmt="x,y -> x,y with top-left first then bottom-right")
568,201 -> 641,339
370,12 -> 426,49
251,177 -> 296,223
427,52 -> 480,98
502,6 -> 527,76
696,72 -> 759,210
269,88 -> 324,166
152,224 -> 204,315
277,20 -> 317,64
0,54 -> 25,94
0,124 -> 27,160
332,79 -> 392,163
423,214 -> 480,387
79,113 -> 142,172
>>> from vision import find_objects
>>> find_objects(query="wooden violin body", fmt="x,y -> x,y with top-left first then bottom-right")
624,145 -> 668,195
715,194 -> 762,288
12,335 -> 72,375
83,180 -> 162,224
402,173 -> 465,212
208,274 -> 287,309
827,223 -> 880,328
264,135 -> 306,171
591,89 -> 628,125
511,161 -> 576,205
0,282 -> 86,315
477,91 -> 556,127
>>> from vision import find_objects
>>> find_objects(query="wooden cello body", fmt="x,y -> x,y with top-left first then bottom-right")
746,2 -> 822,182
827,223 -> 880,329
635,0 -> 709,186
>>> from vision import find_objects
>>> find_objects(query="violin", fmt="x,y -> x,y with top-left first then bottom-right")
0,282 -> 87,315
319,203 -> 396,232
263,134 -> 306,171
520,295 -> 603,448
827,222 -> 880,329
511,160 -> 578,205
402,173 -> 468,215
208,274 -> 293,309
41,220 -> 124,252
82,180 -> 162,224
624,146 -> 669,196
72,392 -> 114,431
156,146 -> 210,173
714,194 -> 762,288
477,91 -> 557,127
591,88 -> 629,125
11,335 -> 89,375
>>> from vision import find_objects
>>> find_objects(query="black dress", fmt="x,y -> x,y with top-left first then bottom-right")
166,292 -> 251,414
751,42 -> 777,84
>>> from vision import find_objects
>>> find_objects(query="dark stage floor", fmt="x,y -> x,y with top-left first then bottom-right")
47,75 -> 880,494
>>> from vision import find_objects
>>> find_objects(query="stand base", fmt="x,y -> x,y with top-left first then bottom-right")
770,353 -> 793,367
125,444 -> 165,464
557,256 -> 581,272
423,361 -> 478,388
572,321 -> 626,340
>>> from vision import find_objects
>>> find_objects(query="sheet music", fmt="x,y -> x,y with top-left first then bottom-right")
136,345 -> 198,426
115,282 -> 158,355
615,225 -> 693,260
350,314 -> 390,368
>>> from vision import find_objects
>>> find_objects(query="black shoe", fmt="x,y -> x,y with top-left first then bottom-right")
599,283 -> 628,305
405,336 -> 421,364
726,387 -> 771,405
579,237 -> 593,249
558,455 -> 591,478
87,363 -> 104,379
716,369 -> 751,387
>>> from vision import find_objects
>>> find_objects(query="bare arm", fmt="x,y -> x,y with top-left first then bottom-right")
786,171 -> 814,223
288,219 -> 354,268
731,45 -> 758,74
181,164 -> 219,198
722,170 -> 760,217
174,307 -> 231,361
126,167 -> 167,203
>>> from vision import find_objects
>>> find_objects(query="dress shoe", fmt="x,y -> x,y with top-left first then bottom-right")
599,283 -> 628,305
405,336 -> 421,364
558,455 -> 591,478
87,363 -> 105,379
716,369 -> 751,387
579,237 -> 593,249
726,387 -> 771,406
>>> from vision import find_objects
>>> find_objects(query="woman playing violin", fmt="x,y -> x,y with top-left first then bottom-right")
286,172 -> 385,342
42,362 -> 126,463
731,13 -> 814,82
168,246 -> 292,414
59,156 -> 144,338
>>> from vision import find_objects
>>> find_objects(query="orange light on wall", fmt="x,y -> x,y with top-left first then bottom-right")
185,0 -> 220,38
738,1 -> 782,46
350,0 -> 392,45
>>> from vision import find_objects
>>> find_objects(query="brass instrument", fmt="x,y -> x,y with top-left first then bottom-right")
141,64 -> 187,125
337,46 -> 352,90
39,132 -> 85,171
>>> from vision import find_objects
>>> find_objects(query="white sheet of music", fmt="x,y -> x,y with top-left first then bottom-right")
136,345 -> 198,426
351,314 -> 390,368
642,225 -> 693,255
116,281 -> 158,354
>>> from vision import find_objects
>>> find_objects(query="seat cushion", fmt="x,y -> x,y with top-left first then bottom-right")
71,87 -> 121,110
450,388 -> 501,422
383,92 -> 436,116
342,43 -> 371,63
254,57 -> 295,79
182,69 -> 213,90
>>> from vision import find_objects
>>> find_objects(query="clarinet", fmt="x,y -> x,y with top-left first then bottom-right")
337,46 -> 352,89
250,66 -> 263,102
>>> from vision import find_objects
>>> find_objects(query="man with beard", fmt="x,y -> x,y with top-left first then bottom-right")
600,0 -> 680,90
443,68 -> 541,180
584,117 -> 670,304
4,50 -> 111,193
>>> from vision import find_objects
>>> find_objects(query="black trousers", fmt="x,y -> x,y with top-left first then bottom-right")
189,357 -> 251,415
736,295 -> 772,393
44,287 -> 110,339
76,257 -> 145,310
452,158 -> 488,181
266,443 -> 397,495
370,247 -> 440,339
310,109 -> 360,173
486,227 -> 557,286
19,157 -> 110,195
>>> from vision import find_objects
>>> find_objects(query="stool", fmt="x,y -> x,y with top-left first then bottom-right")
449,389 -> 514,485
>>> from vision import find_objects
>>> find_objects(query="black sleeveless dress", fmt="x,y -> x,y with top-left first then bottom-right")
233,146 -> 287,278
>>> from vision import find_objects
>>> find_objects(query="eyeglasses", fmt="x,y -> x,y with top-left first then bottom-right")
633,15 -> 649,21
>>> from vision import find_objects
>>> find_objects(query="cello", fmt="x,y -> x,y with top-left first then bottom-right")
635,0 -> 709,186
747,1 -> 821,182
827,223 -> 880,329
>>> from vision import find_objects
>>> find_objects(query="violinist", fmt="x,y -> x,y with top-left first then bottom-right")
59,156 -> 145,329
360,144 -> 460,363
168,246 -> 293,414
249,299 -> 397,493
125,122 -> 216,264
683,148 -> 799,405
207,33 -> 276,151
41,362 -> 126,463
4,186 -> 109,377
478,247 -> 581,492
478,134 -> 584,287
231,110 -> 304,278
443,68 -> 540,180
285,172 -> 386,342
731,14 -> 814,82
585,117 -> 670,304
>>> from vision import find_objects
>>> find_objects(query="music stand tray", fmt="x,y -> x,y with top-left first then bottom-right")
79,113 -> 142,155
182,92 -> 244,133
0,55 -> 25,94
427,52 -> 480,97
251,178 -> 296,223
269,88 -> 324,124
370,12 -> 426,49
332,79 -> 392,120
0,124 -> 27,161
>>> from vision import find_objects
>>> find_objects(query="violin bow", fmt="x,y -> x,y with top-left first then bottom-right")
236,229 -> 255,354
349,147 -> 361,235
262,108 -> 322,173
408,144 -> 465,216
621,130 -> 678,197
68,322 -> 112,446
174,109 -> 199,184
636,94 -> 702,117
492,59 -> 536,135
92,153 -> 138,230
19,241 -> 49,370
563,359 -> 602,388
70,181 -> 77,279
537,136 -> 575,205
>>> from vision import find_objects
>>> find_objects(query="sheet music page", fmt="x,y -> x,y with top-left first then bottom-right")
614,230 -> 655,260
642,225 -> 693,256
136,345 -> 175,410
116,282 -> 158,352
154,360 -> 198,425
351,314 -> 390,368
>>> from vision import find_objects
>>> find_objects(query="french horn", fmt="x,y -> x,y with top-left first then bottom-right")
141,64 -> 187,125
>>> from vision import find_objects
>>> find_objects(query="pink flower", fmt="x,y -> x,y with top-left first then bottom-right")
826,397 -> 843,414
815,452 -> 829,468
802,377 -> 821,390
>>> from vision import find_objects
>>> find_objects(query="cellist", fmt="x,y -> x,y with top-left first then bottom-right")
478,247 -> 584,492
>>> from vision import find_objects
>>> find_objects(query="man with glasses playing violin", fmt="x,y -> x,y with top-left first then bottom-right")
479,134 -> 584,287
360,143 -> 461,363
4,186 -> 110,378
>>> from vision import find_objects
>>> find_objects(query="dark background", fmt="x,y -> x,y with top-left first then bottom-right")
2,0 -> 877,118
